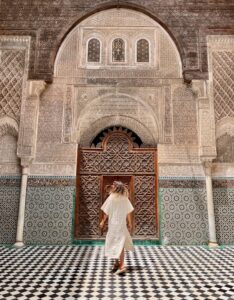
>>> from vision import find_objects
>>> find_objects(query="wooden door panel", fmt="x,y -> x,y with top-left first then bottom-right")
75,132 -> 158,240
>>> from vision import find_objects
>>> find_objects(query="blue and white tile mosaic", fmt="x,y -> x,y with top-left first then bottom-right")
159,178 -> 209,245
213,179 -> 234,245
0,177 -> 20,244
24,176 -> 76,245
2,175 -> 233,247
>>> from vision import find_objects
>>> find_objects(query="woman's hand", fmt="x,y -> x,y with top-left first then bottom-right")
99,220 -> 105,229
128,224 -> 133,235
127,212 -> 133,235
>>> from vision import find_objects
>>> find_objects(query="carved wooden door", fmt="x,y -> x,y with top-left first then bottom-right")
74,131 -> 158,240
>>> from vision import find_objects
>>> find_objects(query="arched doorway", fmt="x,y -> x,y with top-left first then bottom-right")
74,127 -> 158,240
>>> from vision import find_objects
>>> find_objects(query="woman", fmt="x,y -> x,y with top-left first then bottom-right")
100,181 -> 134,274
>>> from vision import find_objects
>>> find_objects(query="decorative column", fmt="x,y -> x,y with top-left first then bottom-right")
17,80 -> 47,159
192,80 -> 218,247
192,80 -> 216,159
14,163 -> 30,248
202,160 -> 218,247
15,80 -> 47,247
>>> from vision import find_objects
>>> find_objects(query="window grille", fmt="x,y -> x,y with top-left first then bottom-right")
87,38 -> 100,62
112,38 -> 125,62
137,39 -> 149,62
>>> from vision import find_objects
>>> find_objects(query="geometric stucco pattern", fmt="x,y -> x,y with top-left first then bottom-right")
160,184 -> 209,245
0,119 -> 18,138
215,133 -> 234,163
213,187 -> 234,245
0,177 -> 21,244
212,51 -> 234,122
172,86 -> 198,145
55,9 -> 181,78
0,50 -> 26,121
24,177 -> 76,245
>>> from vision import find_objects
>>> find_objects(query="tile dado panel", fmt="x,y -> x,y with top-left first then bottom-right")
159,178 -> 208,245
0,177 -> 20,244
24,176 -> 76,245
213,179 -> 234,245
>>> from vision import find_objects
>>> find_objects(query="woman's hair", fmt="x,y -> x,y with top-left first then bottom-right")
106,181 -> 129,196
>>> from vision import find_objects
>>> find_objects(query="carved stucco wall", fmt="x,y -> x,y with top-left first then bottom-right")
55,9 -> 182,78
79,116 -> 155,147
73,83 -> 175,146
33,83 -> 77,176
208,36 -> 234,123
0,37 -> 28,243
214,117 -> 234,164
0,36 -> 30,174
0,118 -> 21,244
77,92 -> 159,146
0,37 -> 30,122
208,36 -> 234,166
0,135 -> 19,165
172,86 -> 198,145
0,117 -> 20,176
31,8 -> 206,178
1,9 -> 233,246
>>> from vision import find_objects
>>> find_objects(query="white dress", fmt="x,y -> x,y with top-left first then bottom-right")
101,192 -> 134,259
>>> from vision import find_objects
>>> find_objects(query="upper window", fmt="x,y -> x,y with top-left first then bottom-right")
112,38 -> 125,62
137,39 -> 149,62
87,38 -> 100,62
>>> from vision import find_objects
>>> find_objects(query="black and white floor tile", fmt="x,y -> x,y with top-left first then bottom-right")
0,245 -> 234,299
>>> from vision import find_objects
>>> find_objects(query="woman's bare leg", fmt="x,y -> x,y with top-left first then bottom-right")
119,248 -> 125,269
114,259 -> 119,266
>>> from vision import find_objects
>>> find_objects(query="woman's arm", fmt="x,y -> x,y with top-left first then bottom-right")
127,212 -> 133,234
100,213 -> 108,229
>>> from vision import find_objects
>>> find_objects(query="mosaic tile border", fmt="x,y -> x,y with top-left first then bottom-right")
0,177 -> 21,187
159,177 -> 234,188
212,177 -> 234,180
27,176 -> 76,187
159,179 -> 206,188
0,176 -> 22,179
159,177 -> 205,180
213,179 -> 234,188
29,176 -> 76,179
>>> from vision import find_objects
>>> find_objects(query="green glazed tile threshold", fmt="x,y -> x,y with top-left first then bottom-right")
73,239 -> 160,246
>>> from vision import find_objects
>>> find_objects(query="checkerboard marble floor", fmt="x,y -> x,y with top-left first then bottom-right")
0,245 -> 234,300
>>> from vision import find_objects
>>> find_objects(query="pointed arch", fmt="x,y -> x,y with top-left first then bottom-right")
53,4 -> 183,65
0,116 -> 18,138
54,8 -> 183,78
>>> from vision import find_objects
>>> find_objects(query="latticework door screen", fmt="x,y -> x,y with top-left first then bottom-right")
75,132 -> 158,240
